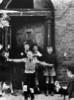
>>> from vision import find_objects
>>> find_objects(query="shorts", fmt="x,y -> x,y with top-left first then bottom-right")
23,73 -> 35,88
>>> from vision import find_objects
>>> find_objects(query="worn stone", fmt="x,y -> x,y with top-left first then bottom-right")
53,0 -> 74,85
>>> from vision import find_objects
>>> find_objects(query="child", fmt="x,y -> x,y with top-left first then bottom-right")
55,81 -> 67,100
7,50 -> 53,100
21,42 -> 30,58
32,44 -> 42,93
32,44 -> 42,58
43,46 -> 56,96
0,51 -> 13,96
67,65 -> 74,100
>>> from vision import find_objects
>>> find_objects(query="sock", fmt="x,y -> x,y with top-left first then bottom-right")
31,93 -> 34,100
23,91 -> 28,99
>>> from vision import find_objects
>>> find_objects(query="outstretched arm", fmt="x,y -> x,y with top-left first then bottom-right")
39,61 -> 53,67
7,58 -> 26,63
35,59 -> 53,67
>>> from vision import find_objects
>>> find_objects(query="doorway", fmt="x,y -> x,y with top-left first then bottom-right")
10,16 -> 47,53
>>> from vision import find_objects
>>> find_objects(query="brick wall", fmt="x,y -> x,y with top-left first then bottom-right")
52,0 -> 74,85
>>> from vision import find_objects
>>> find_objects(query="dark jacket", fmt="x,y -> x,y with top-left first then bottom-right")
42,52 -> 57,76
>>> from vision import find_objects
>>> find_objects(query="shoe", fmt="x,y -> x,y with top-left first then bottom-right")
31,93 -> 34,100
23,92 -> 28,100
45,91 -> 49,96
50,92 -> 54,96
0,95 -> 2,97
0,91 -> 2,97
24,99 -> 28,100
31,97 -> 34,100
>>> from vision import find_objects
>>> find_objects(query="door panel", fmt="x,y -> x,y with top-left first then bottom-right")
34,24 -> 45,48
16,22 -> 45,49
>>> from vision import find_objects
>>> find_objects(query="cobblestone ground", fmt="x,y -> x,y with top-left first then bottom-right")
0,94 -> 68,100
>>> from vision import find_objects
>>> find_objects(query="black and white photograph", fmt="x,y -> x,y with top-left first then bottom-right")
0,0 -> 74,100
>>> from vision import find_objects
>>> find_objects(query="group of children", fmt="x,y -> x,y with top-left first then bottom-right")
7,43 -> 53,100
0,42 -> 74,100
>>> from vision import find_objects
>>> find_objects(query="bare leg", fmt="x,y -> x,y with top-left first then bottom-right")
45,76 -> 49,96
10,82 -> 13,94
22,84 -> 28,100
30,88 -> 34,100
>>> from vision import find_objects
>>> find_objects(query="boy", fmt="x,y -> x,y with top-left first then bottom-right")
43,46 -> 56,96
7,50 -> 53,100
32,44 -> 42,57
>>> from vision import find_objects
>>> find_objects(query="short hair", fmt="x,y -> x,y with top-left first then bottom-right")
67,64 -> 74,74
33,44 -> 37,46
2,50 -> 9,54
32,44 -> 38,48
23,42 -> 30,46
27,50 -> 33,56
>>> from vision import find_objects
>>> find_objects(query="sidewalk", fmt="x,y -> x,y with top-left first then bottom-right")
0,94 -> 68,100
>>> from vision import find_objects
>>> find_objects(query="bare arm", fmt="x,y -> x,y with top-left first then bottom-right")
34,51 -> 42,57
7,58 -> 26,62
35,59 -> 53,67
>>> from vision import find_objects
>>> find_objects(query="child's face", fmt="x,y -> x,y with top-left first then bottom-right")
67,69 -> 73,78
24,44 -> 30,51
27,51 -> 33,59
33,46 -> 38,52
47,47 -> 53,54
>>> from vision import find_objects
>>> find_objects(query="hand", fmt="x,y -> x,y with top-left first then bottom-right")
49,64 -> 53,66
48,64 -> 53,67
42,62 -> 52,66
34,51 -> 42,57
6,58 -> 9,61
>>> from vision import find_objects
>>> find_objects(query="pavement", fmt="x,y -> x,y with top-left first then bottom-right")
0,94 -> 68,100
